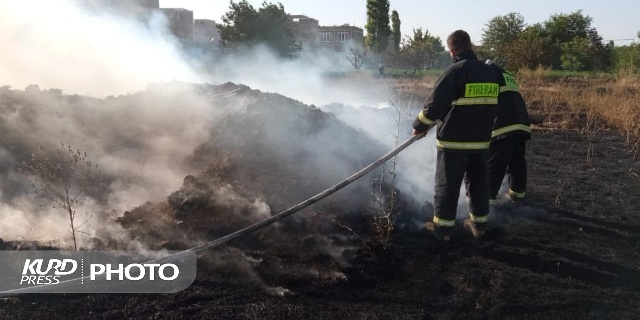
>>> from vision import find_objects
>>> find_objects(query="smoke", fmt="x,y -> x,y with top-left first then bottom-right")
319,101 -> 471,222
0,0 -> 465,255
0,2 -> 482,294
197,45 -> 446,224
0,84 -> 218,245
201,44 -> 467,222
0,0 -> 198,97
0,1 -> 216,246
208,44 -> 394,108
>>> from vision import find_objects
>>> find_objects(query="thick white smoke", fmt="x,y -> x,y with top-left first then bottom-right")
0,1 -> 214,246
209,44 -> 394,108
0,0 -> 198,97
0,0 -> 465,250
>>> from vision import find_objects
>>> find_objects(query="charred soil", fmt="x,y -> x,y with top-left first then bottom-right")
2,83 -> 640,320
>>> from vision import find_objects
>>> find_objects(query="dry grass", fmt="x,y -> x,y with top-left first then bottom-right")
518,70 -> 640,155
389,68 -> 640,156
392,76 -> 437,102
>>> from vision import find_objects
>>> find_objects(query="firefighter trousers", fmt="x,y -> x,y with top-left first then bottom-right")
487,135 -> 528,200
434,150 -> 489,226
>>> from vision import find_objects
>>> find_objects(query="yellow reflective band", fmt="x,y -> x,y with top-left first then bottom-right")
452,97 -> 499,105
500,86 -> 520,93
489,199 -> 497,206
436,140 -> 490,150
492,124 -> 531,137
465,83 -> 499,98
418,111 -> 435,125
502,73 -> 519,89
433,216 -> 456,227
470,213 -> 489,223
509,189 -> 526,198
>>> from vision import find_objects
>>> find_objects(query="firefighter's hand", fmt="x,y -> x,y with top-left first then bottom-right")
412,128 -> 429,139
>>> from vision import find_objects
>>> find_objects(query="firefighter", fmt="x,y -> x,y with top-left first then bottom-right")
485,60 -> 531,204
412,30 -> 501,240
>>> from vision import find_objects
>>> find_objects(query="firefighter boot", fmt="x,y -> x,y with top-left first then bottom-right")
425,222 -> 453,241
507,189 -> 526,204
464,219 -> 486,239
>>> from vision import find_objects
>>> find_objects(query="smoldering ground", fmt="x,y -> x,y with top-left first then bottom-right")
0,0 -> 465,292
0,84 -> 217,245
0,0 -> 210,244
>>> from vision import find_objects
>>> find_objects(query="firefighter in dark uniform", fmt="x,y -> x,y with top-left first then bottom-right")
412,30 -> 501,240
485,60 -> 531,204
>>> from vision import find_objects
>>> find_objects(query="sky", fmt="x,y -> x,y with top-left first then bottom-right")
160,0 -> 640,46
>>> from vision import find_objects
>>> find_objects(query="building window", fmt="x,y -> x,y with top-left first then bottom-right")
321,32 -> 332,42
338,32 -> 349,42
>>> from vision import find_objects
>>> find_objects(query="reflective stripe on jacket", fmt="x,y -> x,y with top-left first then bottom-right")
413,50 -> 501,151
487,62 -> 531,140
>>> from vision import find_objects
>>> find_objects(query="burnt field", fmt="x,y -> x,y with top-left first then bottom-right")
1,78 -> 640,319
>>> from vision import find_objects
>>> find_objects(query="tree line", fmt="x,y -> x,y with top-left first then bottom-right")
480,10 -> 615,72
215,1 -> 640,74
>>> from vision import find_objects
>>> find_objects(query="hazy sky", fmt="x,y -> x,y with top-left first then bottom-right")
160,0 -> 639,46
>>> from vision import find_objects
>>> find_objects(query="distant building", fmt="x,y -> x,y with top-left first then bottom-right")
318,24 -> 364,52
290,15 -> 364,52
291,15 -> 320,49
161,8 -> 194,41
194,19 -> 220,43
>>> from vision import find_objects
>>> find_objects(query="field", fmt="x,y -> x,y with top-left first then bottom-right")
1,74 -> 640,319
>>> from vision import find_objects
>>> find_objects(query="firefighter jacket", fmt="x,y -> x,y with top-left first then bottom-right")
413,50 -> 501,152
487,62 -> 531,140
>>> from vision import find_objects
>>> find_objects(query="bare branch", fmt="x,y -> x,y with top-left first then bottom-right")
20,143 -> 107,250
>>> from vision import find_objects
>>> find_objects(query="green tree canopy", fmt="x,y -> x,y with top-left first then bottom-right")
218,0 -> 300,58
614,32 -> 640,73
365,0 -> 391,54
397,28 -> 444,72
391,10 -> 401,52
502,24 -> 554,70
481,12 -> 526,51
561,37 -> 591,71
481,10 -> 613,71
544,10 -> 612,70
544,10 -> 592,44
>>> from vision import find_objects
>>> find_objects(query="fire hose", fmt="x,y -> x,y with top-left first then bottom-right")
187,133 -> 423,253
0,133 -> 424,296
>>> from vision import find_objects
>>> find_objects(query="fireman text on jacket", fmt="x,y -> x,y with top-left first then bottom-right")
464,83 -> 499,98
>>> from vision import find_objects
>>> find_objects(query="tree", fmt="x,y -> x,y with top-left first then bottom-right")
561,37 -> 591,71
218,0 -> 300,57
482,12 -> 526,52
617,44 -> 640,73
433,51 -> 452,70
20,144 -> 107,250
391,10 -> 401,52
586,29 -> 614,71
502,24 -> 554,70
544,10 -> 592,44
543,10 -> 611,70
482,10 -> 613,71
398,28 -> 444,73
365,0 -> 391,54
218,1 -> 257,47
615,33 -> 640,73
